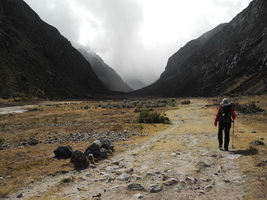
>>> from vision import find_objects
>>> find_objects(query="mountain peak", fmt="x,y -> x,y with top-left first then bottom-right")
0,0 -> 108,99
134,0 -> 267,97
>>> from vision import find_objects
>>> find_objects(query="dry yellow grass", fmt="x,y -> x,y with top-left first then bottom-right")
0,96 -> 266,199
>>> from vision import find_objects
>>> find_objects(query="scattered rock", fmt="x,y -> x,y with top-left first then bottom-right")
28,138 -> 39,146
17,193 -> 23,198
161,174 -> 169,181
70,150 -> 89,170
251,131 -> 257,133
176,181 -> 186,190
125,168 -> 134,174
252,140 -> 265,145
127,183 -> 145,191
117,174 -> 131,182
163,178 -> 179,186
134,193 -> 144,199
205,180 -> 215,191
195,161 -> 210,168
147,185 -> 162,193
54,146 -> 73,159
256,160 -> 267,167
185,177 -> 197,184
170,153 -> 177,157
61,176 -> 74,183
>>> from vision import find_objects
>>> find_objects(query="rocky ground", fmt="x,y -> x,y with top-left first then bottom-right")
1,97 -> 267,200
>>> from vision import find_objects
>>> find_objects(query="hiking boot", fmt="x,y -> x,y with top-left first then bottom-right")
224,148 -> 229,151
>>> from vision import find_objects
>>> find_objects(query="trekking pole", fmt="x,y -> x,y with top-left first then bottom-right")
232,121 -> 235,150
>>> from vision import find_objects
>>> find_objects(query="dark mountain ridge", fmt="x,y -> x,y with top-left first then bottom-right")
0,0 -> 108,99
134,0 -> 267,97
76,47 -> 133,93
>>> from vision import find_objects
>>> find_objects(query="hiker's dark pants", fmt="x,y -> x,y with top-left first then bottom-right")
218,121 -> 231,150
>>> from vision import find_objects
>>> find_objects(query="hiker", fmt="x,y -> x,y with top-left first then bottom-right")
214,98 -> 236,151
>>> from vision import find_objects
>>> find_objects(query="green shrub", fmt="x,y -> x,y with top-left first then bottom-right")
84,105 -> 90,109
138,110 -> 170,124
233,102 -> 265,114
181,99 -> 191,105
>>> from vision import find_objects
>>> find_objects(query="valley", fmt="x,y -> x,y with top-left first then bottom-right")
0,96 -> 266,199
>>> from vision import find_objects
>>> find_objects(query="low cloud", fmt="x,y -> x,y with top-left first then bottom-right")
24,0 -> 252,85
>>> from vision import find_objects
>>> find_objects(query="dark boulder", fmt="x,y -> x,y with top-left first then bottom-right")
84,138 -> 114,160
100,138 -> 114,152
70,150 -> 89,170
252,140 -> 265,145
28,138 -> 39,146
54,146 -> 73,159
85,147 -> 112,160
86,140 -> 102,151
127,183 -> 145,191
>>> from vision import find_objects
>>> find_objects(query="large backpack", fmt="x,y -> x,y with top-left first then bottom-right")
219,104 -> 232,123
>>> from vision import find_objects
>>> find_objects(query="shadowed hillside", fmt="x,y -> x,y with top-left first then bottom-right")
77,47 -> 133,93
0,0 -> 108,99
134,0 -> 267,97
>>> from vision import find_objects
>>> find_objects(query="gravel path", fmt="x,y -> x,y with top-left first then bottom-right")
8,99 -> 249,200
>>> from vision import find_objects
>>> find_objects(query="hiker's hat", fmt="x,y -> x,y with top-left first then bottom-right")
221,98 -> 230,105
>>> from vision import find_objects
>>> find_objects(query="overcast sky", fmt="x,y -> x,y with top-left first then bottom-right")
24,0 -> 252,85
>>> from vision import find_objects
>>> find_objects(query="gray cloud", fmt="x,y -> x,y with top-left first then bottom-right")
24,0 -> 252,85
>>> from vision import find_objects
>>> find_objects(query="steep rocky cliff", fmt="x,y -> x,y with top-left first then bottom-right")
77,47 -> 133,93
134,0 -> 267,97
0,0 -> 108,99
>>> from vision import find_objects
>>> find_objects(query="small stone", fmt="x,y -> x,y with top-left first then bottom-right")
112,161 -> 120,165
62,176 -> 74,183
117,174 -> 131,182
170,153 -> 177,157
251,130 -> 257,133
126,168 -> 134,173
134,193 -> 144,199
185,177 -> 197,184
147,185 -> 162,193
17,193 -> 23,198
176,181 -> 186,190
28,138 -> 39,146
252,140 -> 265,145
163,178 -> 179,186
127,183 -> 145,191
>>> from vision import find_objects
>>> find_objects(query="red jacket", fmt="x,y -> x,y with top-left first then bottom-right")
214,104 -> 236,126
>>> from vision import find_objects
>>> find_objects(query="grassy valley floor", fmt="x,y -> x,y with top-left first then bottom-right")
0,96 -> 266,199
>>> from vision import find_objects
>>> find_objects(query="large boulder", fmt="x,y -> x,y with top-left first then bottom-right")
86,140 -> 102,151
100,138 -> 114,151
70,150 -> 89,170
84,138 -> 114,160
54,146 -> 73,159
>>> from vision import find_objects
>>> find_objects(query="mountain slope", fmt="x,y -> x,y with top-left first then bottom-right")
0,0 -> 108,99
134,0 -> 267,97
77,47 -> 133,92
127,78 -> 146,90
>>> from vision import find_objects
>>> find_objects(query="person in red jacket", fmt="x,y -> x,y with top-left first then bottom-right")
214,98 -> 236,151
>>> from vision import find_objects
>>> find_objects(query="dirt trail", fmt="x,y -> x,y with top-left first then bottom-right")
7,99 -> 263,199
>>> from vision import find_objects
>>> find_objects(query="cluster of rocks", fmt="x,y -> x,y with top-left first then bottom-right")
53,138 -> 114,170
19,137 -> 39,146
56,159 -> 218,199
46,130 -> 135,144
